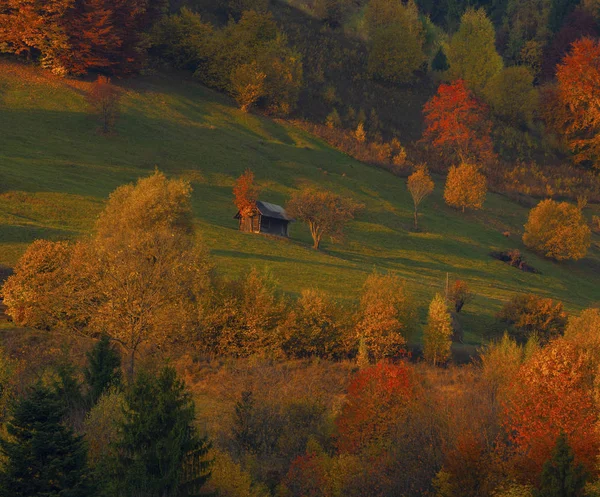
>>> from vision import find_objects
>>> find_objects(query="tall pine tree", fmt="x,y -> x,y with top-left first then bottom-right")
114,367 -> 211,497
535,432 -> 587,497
0,385 -> 94,497
84,333 -> 122,407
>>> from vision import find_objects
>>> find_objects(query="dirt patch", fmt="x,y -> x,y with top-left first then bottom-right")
490,249 -> 538,274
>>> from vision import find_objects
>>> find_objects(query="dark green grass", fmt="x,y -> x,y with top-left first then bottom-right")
1,61 -> 599,347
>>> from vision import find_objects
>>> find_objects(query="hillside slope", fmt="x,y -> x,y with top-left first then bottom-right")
1,61 -> 599,347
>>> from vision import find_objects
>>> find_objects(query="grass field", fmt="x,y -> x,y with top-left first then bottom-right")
1,60 -> 599,349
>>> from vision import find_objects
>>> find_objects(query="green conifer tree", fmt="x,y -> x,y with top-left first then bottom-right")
0,385 -> 94,497
535,432 -> 587,497
114,367 -> 211,497
84,333 -> 122,406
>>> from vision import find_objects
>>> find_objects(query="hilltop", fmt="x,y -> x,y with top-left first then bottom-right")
1,60 -> 599,350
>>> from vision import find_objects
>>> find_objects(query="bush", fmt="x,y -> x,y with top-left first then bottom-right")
523,199 -> 591,261
497,293 -> 568,342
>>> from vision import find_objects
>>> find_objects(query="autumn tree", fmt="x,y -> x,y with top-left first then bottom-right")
2,240 -> 74,330
504,0 -> 551,70
483,66 -> 539,126
0,0 -> 166,75
446,8 -> 503,94
367,1 -> 426,84
233,169 -> 260,217
503,339 -> 598,481
552,38 -> 600,168
336,362 -> 413,454
523,199 -> 591,261
232,62 -> 267,112
497,293 -> 568,342
3,171 -> 211,378
87,76 -> 120,134
355,272 -> 417,362
202,11 -> 303,116
444,163 -> 487,212
422,80 -> 495,165
407,164 -> 435,230
448,279 -> 473,313
282,289 -> 346,359
286,187 -> 360,250
423,294 -> 453,366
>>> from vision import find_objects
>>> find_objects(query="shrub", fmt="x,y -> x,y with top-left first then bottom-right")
523,199 -> 591,261
497,293 -> 568,342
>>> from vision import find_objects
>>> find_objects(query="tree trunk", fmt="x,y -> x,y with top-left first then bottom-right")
413,207 -> 418,230
129,349 -> 136,381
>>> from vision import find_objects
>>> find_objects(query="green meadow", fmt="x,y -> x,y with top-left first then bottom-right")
1,61 -> 599,348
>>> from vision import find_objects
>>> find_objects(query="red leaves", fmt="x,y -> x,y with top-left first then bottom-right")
233,169 -> 259,218
336,362 -> 413,454
422,80 -> 495,166
502,339 -> 598,481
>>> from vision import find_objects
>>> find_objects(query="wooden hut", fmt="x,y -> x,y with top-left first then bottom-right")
235,200 -> 293,237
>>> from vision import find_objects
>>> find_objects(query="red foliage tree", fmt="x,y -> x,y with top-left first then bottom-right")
336,361 -> 413,454
283,453 -> 328,497
233,169 -> 260,218
421,80 -> 495,166
553,37 -> 600,168
502,338 -> 598,482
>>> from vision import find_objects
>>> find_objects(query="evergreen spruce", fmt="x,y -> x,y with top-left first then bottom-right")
0,385 -> 94,497
115,367 -> 211,497
535,432 -> 587,497
84,334 -> 122,406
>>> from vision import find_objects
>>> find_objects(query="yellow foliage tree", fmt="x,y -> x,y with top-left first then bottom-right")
447,8 -> 503,94
443,163 -> 487,212
231,62 -> 267,112
423,293 -> 453,366
523,199 -> 591,261
483,66 -> 538,125
355,271 -> 417,361
407,164 -> 435,230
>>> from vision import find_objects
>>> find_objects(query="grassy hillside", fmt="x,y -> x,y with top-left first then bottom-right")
1,60 -> 599,348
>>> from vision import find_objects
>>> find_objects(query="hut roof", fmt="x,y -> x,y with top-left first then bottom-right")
256,201 -> 294,221
234,201 -> 294,221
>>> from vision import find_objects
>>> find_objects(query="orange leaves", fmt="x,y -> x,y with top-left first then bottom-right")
503,339 -> 598,481
233,169 -> 260,218
286,187 -> 361,250
443,162 -> 487,212
336,362 -> 413,454
522,199 -> 591,261
553,37 -> 600,168
422,80 -> 495,166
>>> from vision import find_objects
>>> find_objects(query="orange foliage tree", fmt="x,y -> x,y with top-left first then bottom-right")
407,165 -> 435,230
443,163 -> 487,212
336,361 -> 413,454
553,38 -> 600,168
233,169 -> 260,218
523,199 -> 591,261
502,339 -> 598,482
286,187 -> 361,250
422,80 -> 495,166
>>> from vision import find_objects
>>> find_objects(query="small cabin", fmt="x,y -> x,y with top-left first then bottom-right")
235,200 -> 294,237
